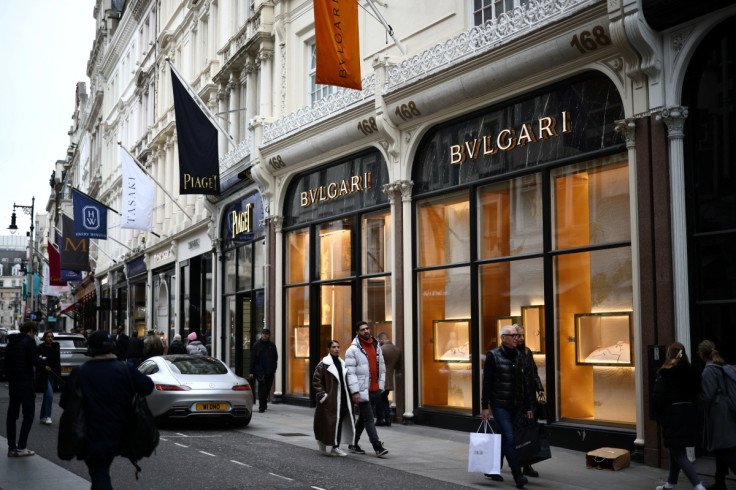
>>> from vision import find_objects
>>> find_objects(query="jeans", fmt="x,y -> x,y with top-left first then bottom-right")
257,374 -> 274,409
85,457 -> 114,490
40,378 -> 54,420
6,381 -> 35,450
377,389 -> 392,421
666,446 -> 701,485
491,406 -> 522,475
354,390 -> 381,447
713,447 -> 736,484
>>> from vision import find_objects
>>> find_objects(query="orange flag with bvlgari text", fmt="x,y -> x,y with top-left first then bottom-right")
314,0 -> 362,90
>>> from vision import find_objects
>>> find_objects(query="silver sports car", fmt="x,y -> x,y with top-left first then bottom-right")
138,355 -> 253,426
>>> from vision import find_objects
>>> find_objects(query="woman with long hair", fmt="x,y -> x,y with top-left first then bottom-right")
698,340 -> 736,490
652,342 -> 704,490
37,330 -> 61,425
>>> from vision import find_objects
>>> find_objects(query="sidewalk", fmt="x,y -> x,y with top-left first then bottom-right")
0,435 -> 89,490
0,404 -> 726,489
247,404 -> 709,489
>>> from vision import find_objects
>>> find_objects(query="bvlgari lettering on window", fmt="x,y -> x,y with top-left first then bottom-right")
299,172 -> 373,207
449,112 -> 572,165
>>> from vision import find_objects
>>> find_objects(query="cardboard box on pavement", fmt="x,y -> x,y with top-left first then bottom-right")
585,447 -> 631,471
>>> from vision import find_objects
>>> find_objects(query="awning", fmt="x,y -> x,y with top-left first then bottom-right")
60,302 -> 77,314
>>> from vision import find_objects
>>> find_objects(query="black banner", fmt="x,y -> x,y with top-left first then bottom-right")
171,70 -> 220,195
60,215 -> 90,272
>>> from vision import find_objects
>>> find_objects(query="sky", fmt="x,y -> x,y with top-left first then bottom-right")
0,1 -> 96,241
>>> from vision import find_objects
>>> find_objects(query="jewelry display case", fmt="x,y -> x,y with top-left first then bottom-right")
294,325 -> 309,359
574,312 -> 633,366
522,305 -> 544,353
433,319 -> 470,362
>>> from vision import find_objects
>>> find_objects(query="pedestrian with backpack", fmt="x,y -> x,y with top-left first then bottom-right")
652,342 -> 705,490
698,340 -> 736,490
59,331 -> 154,489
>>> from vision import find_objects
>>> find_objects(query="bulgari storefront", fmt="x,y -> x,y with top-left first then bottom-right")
411,72 -> 637,446
281,150 -> 392,403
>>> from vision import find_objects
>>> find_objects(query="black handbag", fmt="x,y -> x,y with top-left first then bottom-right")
57,379 -> 86,460
120,364 -> 159,479
515,420 -> 551,466
535,392 -> 549,423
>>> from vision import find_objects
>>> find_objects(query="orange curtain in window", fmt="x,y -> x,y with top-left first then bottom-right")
314,0 -> 362,90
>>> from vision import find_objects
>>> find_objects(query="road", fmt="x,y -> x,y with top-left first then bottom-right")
0,381 -> 464,489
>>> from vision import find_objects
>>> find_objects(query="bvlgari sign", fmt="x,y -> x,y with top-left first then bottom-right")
300,172 -> 373,207
450,112 -> 572,165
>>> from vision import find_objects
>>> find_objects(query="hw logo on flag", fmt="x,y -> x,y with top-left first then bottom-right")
72,188 -> 108,239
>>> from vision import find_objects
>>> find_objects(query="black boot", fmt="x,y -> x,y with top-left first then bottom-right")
512,471 -> 528,489
522,465 -> 539,477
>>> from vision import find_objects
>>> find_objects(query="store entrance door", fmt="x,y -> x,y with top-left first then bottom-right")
233,291 -> 265,378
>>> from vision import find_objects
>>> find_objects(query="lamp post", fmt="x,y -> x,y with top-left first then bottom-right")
8,197 -> 35,322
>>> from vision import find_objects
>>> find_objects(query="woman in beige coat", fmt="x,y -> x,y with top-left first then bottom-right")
312,340 -> 355,456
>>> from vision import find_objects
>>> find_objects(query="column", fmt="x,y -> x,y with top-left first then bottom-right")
399,181 -> 414,423
258,49 -> 273,117
271,216 -> 284,397
217,82 -> 228,157
228,73 -> 240,147
246,58 -> 257,122
154,147 -> 164,235
656,107 -> 690,353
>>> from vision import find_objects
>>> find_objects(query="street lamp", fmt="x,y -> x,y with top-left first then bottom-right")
8,197 -> 35,322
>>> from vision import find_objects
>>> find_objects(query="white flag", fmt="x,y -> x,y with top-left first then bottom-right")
120,149 -> 155,231
42,263 -> 67,297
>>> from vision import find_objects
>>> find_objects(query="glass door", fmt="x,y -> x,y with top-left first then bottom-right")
232,291 -> 265,378
317,283 -> 353,360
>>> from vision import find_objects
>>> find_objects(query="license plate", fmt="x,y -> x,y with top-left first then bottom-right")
196,403 -> 226,411
62,367 -> 72,373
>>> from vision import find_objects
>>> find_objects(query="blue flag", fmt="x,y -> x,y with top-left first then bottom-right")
72,188 -> 108,239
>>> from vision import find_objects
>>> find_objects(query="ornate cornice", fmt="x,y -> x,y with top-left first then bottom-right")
614,118 -> 637,149
656,106 -> 688,139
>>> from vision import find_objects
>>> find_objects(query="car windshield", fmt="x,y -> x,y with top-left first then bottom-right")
165,357 -> 228,375
57,338 -> 88,349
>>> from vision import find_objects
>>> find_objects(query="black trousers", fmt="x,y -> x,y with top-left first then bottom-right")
713,447 -> 736,483
6,381 -> 35,450
257,373 -> 274,409
85,457 -> 114,490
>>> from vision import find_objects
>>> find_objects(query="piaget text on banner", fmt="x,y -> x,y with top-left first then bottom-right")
314,0 -> 362,90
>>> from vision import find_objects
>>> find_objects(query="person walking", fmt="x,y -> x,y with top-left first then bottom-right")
114,327 -> 129,360
249,328 -> 278,413
481,324 -> 534,489
376,332 -> 400,427
698,340 -> 736,490
168,334 -> 187,354
652,342 -> 706,490
312,340 -> 355,457
60,330 -> 154,489
5,321 -> 49,457
186,331 -> 208,356
345,321 -> 389,458
37,330 -> 61,425
125,330 -> 144,368
143,329 -> 164,360
515,324 -> 544,479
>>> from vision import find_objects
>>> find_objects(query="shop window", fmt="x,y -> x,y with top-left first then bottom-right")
317,218 -> 354,280
418,193 -> 470,267
237,245 -> 252,291
227,295 -> 236,371
319,283 -> 352,358
254,240 -> 265,289
285,286 -> 309,396
479,174 -> 543,259
286,229 -> 309,285
552,155 -> 630,250
417,266 -> 472,412
224,250 -> 236,293
362,210 -> 392,274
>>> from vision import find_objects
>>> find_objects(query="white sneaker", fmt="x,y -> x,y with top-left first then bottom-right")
655,484 -> 675,490
45,418 -> 52,425
330,447 -> 348,457
14,448 -> 35,457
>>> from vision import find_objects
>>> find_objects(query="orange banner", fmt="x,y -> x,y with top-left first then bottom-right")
314,0 -> 362,90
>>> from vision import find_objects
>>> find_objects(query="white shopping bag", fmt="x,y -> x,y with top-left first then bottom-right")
468,421 -> 502,474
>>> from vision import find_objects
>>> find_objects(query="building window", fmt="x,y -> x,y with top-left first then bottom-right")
472,0 -> 529,26
309,43 -> 335,104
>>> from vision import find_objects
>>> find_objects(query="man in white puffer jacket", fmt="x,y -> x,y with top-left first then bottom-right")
345,321 -> 389,458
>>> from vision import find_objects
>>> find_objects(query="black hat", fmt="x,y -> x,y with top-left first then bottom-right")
86,330 -> 115,357
261,328 -> 271,334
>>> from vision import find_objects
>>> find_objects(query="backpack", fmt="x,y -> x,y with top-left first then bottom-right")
720,364 -> 736,415
57,378 -> 86,460
120,364 -> 159,479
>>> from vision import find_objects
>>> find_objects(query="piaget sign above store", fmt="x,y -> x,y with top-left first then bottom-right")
300,172 -> 373,208
450,112 -> 572,165
231,203 -> 254,238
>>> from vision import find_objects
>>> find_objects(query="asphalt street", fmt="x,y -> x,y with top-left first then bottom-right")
0,381 -> 465,489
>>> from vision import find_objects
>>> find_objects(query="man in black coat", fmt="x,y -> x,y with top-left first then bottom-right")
114,327 -> 129,360
249,328 -> 278,413
5,321 -> 49,457
125,330 -> 144,368
60,330 -> 154,488
481,325 -> 534,489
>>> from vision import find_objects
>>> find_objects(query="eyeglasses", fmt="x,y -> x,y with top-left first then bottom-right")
502,334 -> 522,339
